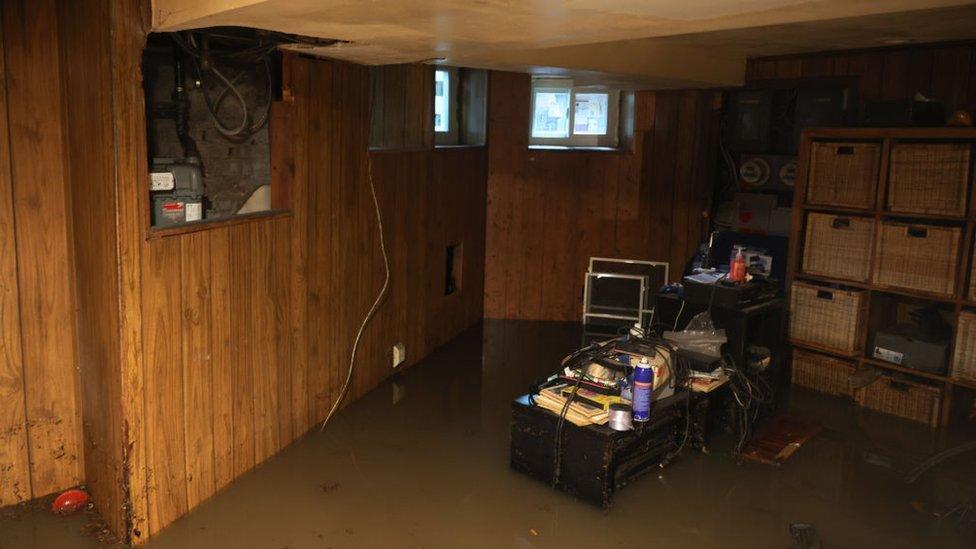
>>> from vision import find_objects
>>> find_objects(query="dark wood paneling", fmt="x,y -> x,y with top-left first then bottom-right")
141,236 -> 187,531
369,64 -> 434,150
747,43 -> 976,115
110,0 -> 153,539
0,0 -> 481,538
484,72 -> 719,321
57,0 -> 126,533
1,0 -> 83,498
127,55 -> 487,539
0,5 -> 32,508
180,232 -> 213,510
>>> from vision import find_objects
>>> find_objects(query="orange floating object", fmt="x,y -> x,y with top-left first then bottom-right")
51,488 -> 90,515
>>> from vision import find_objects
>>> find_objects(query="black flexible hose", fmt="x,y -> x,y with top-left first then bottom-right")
173,48 -> 200,161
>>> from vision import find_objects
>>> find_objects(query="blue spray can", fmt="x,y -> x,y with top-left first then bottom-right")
632,357 -> 654,422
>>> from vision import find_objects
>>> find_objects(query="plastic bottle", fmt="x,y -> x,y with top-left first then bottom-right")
730,249 -> 746,283
632,357 -> 654,422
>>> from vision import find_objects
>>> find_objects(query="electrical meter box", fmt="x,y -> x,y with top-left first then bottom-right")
150,158 -> 205,228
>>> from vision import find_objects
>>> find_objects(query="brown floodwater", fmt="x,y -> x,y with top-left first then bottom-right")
2,320 -> 975,548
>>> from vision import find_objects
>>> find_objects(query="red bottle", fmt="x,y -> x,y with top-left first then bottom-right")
730,250 -> 746,283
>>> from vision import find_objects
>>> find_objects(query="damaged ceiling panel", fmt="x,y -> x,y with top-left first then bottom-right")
153,0 -> 976,88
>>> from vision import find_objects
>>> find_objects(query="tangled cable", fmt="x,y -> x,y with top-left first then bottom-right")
722,353 -> 772,454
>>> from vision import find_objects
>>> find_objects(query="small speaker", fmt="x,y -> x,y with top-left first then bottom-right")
738,154 -> 797,192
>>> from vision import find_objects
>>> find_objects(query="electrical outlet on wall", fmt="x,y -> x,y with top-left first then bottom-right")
392,342 -> 406,368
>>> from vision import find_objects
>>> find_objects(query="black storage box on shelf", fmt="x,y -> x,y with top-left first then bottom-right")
872,326 -> 949,376
860,99 -> 945,127
510,392 -> 686,508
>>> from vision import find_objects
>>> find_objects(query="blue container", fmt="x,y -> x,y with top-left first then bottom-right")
632,358 -> 654,422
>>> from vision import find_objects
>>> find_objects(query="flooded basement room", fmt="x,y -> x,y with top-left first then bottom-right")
1,1 -> 976,547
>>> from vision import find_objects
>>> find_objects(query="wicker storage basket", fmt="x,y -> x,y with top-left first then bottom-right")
873,222 -> 960,296
802,213 -> 874,282
887,143 -> 971,217
789,282 -> 866,355
951,311 -> 976,384
791,349 -> 855,396
855,375 -> 942,427
806,142 -> 881,209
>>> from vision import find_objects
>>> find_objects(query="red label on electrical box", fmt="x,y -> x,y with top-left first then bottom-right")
162,202 -> 184,212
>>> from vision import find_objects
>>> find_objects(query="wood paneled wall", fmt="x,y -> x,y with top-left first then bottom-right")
19,0 -> 487,543
127,55 -> 487,539
483,72 -> 720,321
1,0 -> 487,541
369,64 -> 434,150
746,42 -> 976,114
0,0 -> 84,507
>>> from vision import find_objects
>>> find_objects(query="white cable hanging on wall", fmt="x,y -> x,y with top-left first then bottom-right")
319,154 -> 391,432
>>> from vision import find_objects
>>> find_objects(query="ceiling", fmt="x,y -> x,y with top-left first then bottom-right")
152,0 -> 976,89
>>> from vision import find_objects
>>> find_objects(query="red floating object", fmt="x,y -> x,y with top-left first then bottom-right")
51,488 -> 90,515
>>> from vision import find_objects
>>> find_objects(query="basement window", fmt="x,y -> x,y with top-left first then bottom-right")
434,67 -> 487,147
530,78 -> 620,149
434,69 -> 457,133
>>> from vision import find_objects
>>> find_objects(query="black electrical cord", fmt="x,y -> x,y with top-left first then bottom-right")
548,333 -> 693,485
552,370 -> 587,486
722,352 -> 770,455
549,339 -> 623,485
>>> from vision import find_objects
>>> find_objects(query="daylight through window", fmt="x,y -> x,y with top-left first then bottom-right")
530,79 -> 620,148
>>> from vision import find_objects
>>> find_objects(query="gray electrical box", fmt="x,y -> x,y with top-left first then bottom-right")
150,158 -> 205,228
873,326 -> 949,376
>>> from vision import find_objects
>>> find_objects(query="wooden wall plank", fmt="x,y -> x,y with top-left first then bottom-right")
209,228 -> 233,491
381,64 -> 406,149
271,219 -> 293,449
2,0 -> 83,496
142,238 -> 187,534
881,50 -> 912,100
305,58 -> 334,423
228,224 -> 255,477
669,91 -> 698,279
0,5 -> 31,506
930,46 -> 973,114
647,91 -> 680,275
57,0 -> 127,531
250,223 -> 277,462
908,49 -> 934,97
403,64 -> 429,149
285,56 -> 310,437
180,232 -> 214,509
109,0 -> 153,540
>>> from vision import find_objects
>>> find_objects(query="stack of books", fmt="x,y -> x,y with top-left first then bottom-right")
533,384 -> 631,426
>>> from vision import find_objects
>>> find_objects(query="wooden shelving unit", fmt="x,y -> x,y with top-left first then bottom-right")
786,127 -> 976,427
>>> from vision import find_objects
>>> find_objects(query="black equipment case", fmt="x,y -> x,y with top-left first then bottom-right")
510,391 -> 687,508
